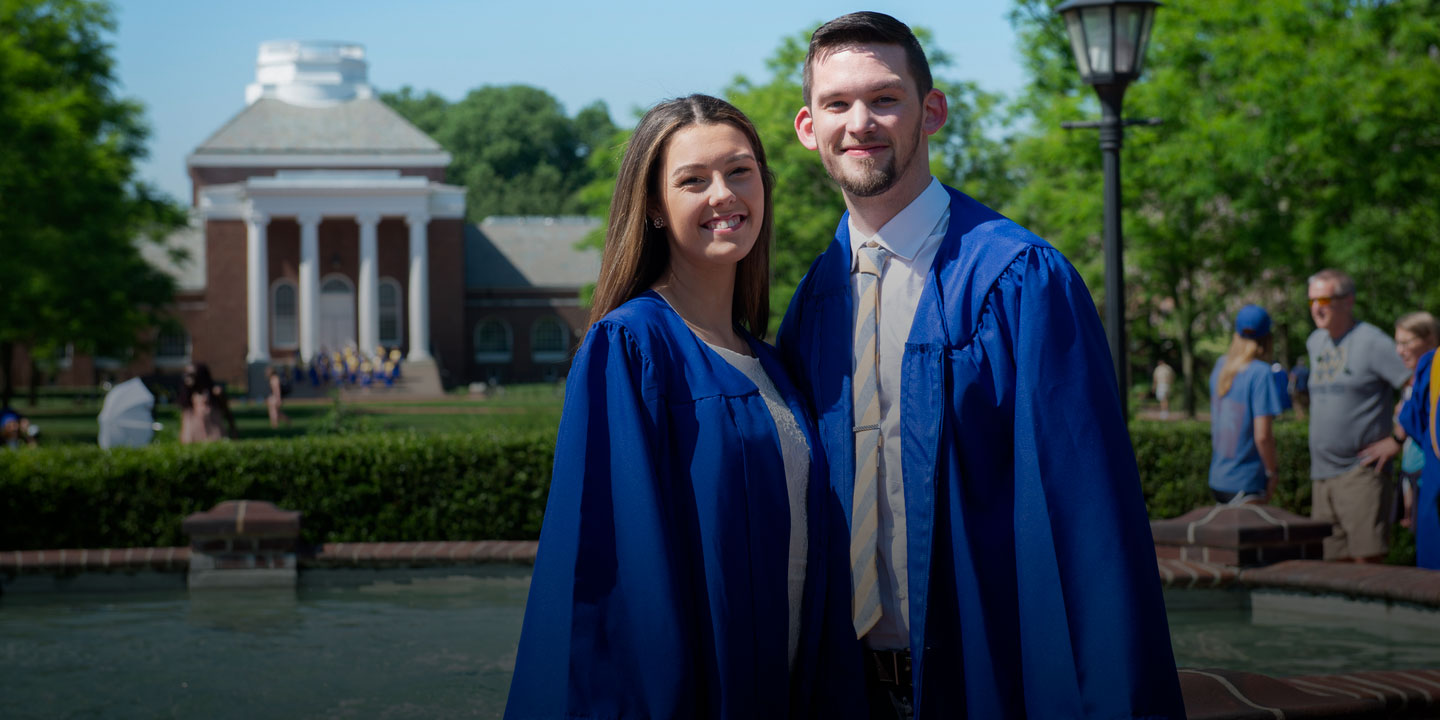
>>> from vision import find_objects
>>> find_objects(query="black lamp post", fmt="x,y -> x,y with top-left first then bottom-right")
1055,0 -> 1160,420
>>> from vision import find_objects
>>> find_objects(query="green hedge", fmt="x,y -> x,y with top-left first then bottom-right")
1,419 -> 1412,563
0,432 -> 555,550
1132,419 -> 1313,519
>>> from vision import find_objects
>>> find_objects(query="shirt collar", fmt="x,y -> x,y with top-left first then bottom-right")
849,177 -> 948,263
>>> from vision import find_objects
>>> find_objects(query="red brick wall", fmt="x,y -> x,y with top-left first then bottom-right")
199,220 -> 249,385
464,289 -> 586,385
428,219 -> 465,386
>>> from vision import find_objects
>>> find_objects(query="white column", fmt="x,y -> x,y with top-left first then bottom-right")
245,210 -> 270,363
405,212 -> 431,360
298,211 -> 321,361
356,212 -> 381,356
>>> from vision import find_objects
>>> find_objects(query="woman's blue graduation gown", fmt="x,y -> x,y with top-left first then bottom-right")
505,292 -> 865,720
1399,349 -> 1439,570
777,185 -> 1186,719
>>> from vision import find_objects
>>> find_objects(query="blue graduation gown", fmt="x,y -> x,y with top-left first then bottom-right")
1399,349 -> 1438,570
777,186 -> 1185,719
506,292 -> 866,720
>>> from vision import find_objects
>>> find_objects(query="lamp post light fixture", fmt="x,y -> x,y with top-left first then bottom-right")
1055,0 -> 1161,421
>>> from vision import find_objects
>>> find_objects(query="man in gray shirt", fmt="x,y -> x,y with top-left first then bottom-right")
1306,268 -> 1412,562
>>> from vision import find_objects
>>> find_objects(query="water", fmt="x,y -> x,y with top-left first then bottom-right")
1166,587 -> 1440,676
5,573 -> 1440,718
0,566 -> 529,719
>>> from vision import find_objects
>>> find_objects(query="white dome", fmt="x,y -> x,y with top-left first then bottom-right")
244,41 -> 374,107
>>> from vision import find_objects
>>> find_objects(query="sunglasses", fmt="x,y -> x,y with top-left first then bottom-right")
1308,295 -> 1350,307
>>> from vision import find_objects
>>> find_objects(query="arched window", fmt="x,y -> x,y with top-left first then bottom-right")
379,277 -> 403,347
271,280 -> 298,349
474,318 -> 513,363
531,316 -> 570,363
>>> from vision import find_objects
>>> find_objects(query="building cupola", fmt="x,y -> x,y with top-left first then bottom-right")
244,41 -> 373,107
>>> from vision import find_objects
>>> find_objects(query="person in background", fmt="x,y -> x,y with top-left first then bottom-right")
1398,312 -> 1440,569
1,408 -> 38,449
1154,359 -> 1176,419
1305,268 -> 1412,562
506,94 -> 863,719
1394,311 -> 1439,530
1209,306 -> 1285,504
266,366 -> 291,429
179,363 -> 236,443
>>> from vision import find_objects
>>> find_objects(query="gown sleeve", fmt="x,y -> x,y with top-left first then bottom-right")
1005,248 -> 1187,719
505,321 -> 698,720
1399,350 -> 1433,448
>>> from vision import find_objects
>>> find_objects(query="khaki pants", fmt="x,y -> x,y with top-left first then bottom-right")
1312,463 -> 1392,560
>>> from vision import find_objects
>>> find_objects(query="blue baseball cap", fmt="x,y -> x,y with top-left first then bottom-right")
1236,304 -> 1272,339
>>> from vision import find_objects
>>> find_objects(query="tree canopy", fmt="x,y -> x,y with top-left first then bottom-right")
0,0 -> 186,403
1005,0 -> 1440,414
382,85 -> 617,221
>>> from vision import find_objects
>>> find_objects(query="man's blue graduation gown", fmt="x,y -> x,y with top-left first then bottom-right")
1399,349 -> 1439,570
777,186 -> 1186,719
506,292 -> 866,720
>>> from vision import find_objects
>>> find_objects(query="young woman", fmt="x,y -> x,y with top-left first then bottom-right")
505,95 -> 862,719
1208,305 -> 1286,504
1395,312 -> 1439,562
178,363 -> 236,444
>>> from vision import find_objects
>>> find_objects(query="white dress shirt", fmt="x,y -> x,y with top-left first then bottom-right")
848,177 -> 950,650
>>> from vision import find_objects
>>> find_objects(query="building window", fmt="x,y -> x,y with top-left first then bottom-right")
531,316 -> 570,363
155,328 -> 190,368
474,318 -> 512,363
379,277 -> 403,347
272,280 -> 298,349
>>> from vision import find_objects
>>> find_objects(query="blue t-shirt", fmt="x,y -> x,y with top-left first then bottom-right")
1209,359 -> 1285,493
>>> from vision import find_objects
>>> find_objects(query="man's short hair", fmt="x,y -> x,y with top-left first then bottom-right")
802,11 -> 933,106
1308,268 -> 1356,297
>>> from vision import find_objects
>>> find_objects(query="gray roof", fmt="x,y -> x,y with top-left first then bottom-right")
139,219 -> 206,292
194,97 -> 443,155
466,217 -> 602,289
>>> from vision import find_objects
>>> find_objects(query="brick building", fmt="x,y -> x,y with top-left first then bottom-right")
10,41 -> 600,395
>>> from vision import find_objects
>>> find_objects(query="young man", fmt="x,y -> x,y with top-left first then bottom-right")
1305,268 -> 1411,563
777,12 -> 1185,719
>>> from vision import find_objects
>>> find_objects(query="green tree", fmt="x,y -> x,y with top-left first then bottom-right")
0,0 -> 186,405
382,85 -> 616,221
1004,0 -> 1440,416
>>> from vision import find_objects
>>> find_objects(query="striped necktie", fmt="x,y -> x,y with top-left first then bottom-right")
851,241 -> 888,638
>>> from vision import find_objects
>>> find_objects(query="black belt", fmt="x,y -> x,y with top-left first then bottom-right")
864,648 -> 912,688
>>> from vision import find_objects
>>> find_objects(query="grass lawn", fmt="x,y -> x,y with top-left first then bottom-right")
13,384 -> 565,446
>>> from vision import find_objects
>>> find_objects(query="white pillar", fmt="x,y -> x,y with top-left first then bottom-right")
356,212 -> 380,356
405,212 -> 431,360
298,211 -> 321,361
245,210 -> 270,363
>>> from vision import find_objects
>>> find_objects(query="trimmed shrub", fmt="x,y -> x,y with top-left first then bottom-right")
0,431 -> 556,549
5,418 -> 1414,565
1130,419 -> 1313,519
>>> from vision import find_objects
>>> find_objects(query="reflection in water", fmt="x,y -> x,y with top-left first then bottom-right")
1165,588 -> 1440,676
0,567 -> 532,720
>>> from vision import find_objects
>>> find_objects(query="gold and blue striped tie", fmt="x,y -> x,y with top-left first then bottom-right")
851,241 -> 887,638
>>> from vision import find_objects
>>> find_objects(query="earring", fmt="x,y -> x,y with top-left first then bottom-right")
652,217 -> 666,229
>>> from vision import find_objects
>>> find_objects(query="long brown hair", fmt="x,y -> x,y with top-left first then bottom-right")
587,94 -> 774,339
1216,333 -> 1274,398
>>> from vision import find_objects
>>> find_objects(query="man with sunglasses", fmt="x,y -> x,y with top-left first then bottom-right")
1306,268 -> 1412,562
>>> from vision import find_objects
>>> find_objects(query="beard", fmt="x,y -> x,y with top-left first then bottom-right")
820,122 -> 924,198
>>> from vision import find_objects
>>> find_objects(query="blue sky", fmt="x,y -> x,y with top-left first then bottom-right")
111,1 -> 1028,203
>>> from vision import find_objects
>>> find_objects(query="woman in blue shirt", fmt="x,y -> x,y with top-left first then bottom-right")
1209,305 -> 1286,504
505,95 -> 862,720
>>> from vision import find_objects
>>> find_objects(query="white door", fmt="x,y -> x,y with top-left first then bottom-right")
319,277 -> 356,352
